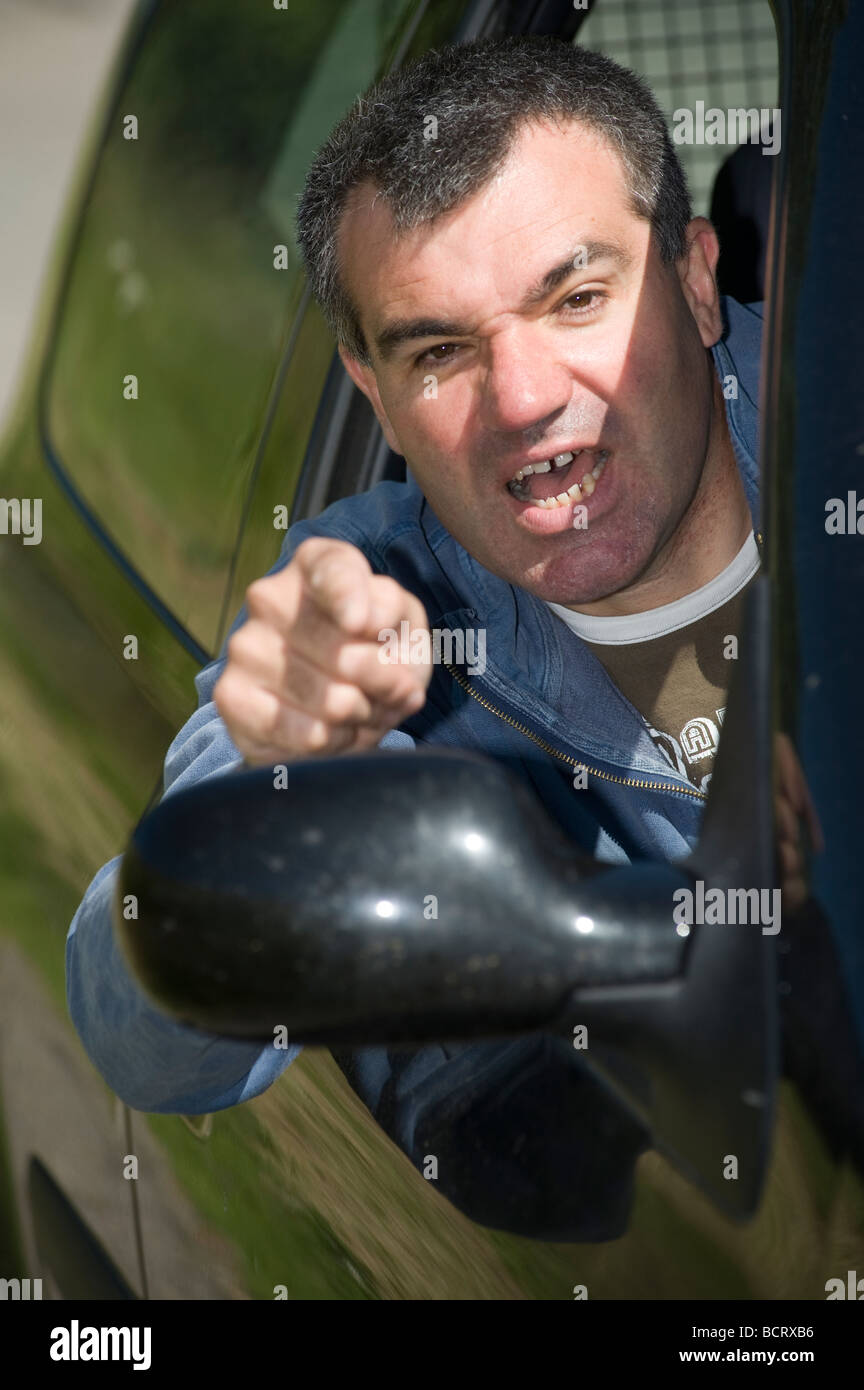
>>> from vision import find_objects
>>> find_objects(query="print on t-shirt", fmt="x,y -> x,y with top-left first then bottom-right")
644,707 -> 726,791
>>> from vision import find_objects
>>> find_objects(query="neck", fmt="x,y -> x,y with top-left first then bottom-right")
565,375 -> 752,618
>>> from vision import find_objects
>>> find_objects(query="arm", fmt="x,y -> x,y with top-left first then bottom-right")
65,535 -> 429,1113
65,649 -> 302,1114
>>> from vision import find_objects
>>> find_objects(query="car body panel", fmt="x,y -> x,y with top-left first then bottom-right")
1,0 -> 862,1300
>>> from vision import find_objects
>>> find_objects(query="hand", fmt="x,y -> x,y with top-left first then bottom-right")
213,537 -> 431,765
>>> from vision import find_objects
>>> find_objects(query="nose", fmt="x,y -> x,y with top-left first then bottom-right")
479,326 -> 575,437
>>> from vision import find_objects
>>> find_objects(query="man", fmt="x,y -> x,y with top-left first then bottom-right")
67,37 -> 779,1241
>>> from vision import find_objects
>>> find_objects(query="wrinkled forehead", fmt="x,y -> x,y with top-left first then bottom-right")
335,118 -> 640,335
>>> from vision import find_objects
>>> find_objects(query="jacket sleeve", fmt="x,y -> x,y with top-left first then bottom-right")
331,1033 -> 651,1243
65,520 -> 415,1114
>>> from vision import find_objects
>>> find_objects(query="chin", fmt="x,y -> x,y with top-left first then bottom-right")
522,550 -> 642,608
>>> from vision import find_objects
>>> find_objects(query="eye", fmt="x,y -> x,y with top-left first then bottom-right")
416,342 -> 460,367
561,289 -> 606,317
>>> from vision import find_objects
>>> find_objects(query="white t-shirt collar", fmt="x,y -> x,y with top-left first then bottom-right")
546,532 -> 760,645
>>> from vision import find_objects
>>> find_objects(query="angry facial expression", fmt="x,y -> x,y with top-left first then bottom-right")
337,118 -> 731,609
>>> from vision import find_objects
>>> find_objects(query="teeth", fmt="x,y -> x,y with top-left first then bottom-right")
532,452 -> 608,508
507,448 -> 608,503
591,449 -> 609,478
537,478 -> 583,508
510,452 -> 573,484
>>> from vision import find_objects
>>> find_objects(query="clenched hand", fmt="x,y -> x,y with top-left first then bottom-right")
214,538 -> 431,765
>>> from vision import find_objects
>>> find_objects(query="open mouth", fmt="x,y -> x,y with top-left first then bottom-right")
506,448 -> 610,507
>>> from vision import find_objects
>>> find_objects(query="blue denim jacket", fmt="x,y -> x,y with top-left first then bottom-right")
66,296 -> 763,1240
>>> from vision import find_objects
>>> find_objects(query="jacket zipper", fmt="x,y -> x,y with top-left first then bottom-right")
442,662 -> 707,802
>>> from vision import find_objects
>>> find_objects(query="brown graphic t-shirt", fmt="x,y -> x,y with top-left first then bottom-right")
547,535 -> 761,792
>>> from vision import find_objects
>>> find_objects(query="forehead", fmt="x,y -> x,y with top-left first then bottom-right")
337,119 -> 641,347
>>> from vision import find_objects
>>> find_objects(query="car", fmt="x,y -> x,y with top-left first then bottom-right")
1,0 -> 862,1305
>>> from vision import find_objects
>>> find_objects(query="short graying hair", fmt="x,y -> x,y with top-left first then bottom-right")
296,35 -> 691,367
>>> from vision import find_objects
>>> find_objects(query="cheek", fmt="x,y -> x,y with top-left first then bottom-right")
391,385 -> 475,486
624,326 -> 706,455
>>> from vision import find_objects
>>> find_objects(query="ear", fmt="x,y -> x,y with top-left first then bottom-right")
338,345 -> 402,455
676,216 -> 724,348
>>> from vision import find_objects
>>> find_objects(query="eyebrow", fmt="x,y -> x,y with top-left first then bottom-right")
373,238 -> 632,361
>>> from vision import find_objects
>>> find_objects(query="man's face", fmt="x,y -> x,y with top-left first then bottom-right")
337,118 -> 728,607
